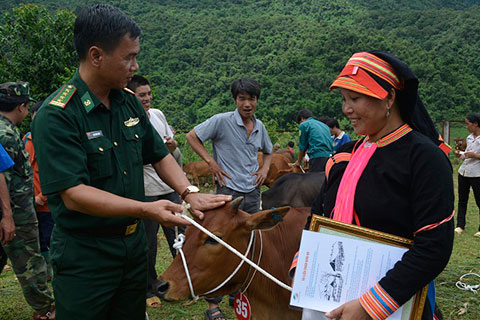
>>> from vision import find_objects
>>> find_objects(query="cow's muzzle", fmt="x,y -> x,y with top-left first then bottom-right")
153,278 -> 170,300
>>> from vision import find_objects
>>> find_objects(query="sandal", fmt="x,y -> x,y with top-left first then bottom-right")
33,305 -> 55,320
146,296 -> 162,308
204,306 -> 226,320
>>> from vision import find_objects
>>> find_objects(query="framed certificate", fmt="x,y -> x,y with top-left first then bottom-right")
290,215 -> 428,320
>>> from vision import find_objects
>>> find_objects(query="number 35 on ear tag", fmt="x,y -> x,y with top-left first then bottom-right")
234,293 -> 251,320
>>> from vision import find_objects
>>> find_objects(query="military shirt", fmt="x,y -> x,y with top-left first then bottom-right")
32,71 -> 168,230
0,114 -> 36,225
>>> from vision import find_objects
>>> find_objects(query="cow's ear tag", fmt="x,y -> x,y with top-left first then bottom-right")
234,293 -> 251,320
272,212 -> 283,222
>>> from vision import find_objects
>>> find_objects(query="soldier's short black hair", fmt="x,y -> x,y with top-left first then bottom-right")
0,96 -> 28,112
296,109 -> 313,123
74,4 -> 141,61
231,78 -> 261,100
127,75 -> 150,93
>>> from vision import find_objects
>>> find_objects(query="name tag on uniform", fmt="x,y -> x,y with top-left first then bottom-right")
124,117 -> 139,127
86,130 -> 103,140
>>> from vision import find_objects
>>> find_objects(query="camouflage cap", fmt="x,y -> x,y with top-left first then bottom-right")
0,81 -> 36,102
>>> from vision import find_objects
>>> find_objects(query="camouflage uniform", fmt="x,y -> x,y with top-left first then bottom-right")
0,82 -> 54,315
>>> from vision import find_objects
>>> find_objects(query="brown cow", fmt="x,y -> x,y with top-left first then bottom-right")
157,198 -> 309,320
184,161 -> 214,186
275,148 -> 295,162
259,153 -> 303,187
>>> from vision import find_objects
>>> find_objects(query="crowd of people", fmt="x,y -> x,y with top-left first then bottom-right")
0,3 -> 476,320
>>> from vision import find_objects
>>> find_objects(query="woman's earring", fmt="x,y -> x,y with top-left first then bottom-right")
386,107 -> 391,118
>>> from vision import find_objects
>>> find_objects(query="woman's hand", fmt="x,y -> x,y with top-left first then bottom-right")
464,151 -> 478,159
325,299 -> 372,320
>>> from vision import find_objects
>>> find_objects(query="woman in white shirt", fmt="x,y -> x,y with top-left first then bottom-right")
455,113 -> 480,237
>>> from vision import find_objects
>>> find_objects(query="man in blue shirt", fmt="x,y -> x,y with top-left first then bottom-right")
295,109 -> 334,172
186,77 -> 273,320
326,117 -> 351,152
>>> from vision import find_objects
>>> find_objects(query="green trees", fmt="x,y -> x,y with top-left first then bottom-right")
0,4 -> 77,101
0,1 -> 479,131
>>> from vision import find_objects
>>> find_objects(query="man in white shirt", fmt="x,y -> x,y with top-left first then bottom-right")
127,75 -> 184,307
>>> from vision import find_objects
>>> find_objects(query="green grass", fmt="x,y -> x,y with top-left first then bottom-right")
1,172 -> 479,319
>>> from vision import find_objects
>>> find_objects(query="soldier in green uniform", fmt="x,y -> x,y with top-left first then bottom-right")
0,81 -> 55,320
32,5 -> 231,320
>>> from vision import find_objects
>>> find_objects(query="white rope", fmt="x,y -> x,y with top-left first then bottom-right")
288,162 -> 305,173
203,231 -> 254,295
172,233 -> 199,301
177,202 -> 292,292
456,273 -> 480,294
241,230 -> 263,294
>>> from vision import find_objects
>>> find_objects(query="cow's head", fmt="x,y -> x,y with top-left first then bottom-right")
156,197 -> 290,301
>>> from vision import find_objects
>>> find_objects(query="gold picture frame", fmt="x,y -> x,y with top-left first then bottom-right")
309,214 -> 428,320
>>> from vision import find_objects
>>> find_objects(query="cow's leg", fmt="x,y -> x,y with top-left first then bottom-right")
194,174 -> 199,187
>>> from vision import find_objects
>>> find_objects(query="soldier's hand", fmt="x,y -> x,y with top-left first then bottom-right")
184,193 -> 232,220
142,200 -> 189,227
0,215 -> 15,245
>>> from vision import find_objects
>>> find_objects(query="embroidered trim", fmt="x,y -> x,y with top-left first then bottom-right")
414,210 -> 454,236
359,283 -> 399,320
288,251 -> 299,278
373,124 -> 412,148
325,152 -> 351,181
347,53 -> 400,89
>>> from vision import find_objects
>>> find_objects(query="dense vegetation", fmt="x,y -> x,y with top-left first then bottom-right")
1,0 -> 479,130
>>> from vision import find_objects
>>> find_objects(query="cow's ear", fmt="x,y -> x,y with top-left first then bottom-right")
246,206 -> 291,230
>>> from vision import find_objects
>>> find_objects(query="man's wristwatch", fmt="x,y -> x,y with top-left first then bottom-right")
181,185 -> 200,200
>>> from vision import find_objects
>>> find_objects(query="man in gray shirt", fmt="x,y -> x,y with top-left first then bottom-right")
186,77 -> 272,320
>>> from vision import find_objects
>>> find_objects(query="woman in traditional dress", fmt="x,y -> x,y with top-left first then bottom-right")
454,113 -> 480,238
315,51 -> 454,320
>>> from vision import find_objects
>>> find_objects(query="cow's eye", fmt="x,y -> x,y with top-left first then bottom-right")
205,236 -> 221,245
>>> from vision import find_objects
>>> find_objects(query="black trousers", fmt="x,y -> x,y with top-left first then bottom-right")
457,173 -> 480,231
309,156 -> 329,172
143,192 -> 185,298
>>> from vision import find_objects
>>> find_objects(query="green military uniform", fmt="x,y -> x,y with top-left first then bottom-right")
0,110 -> 55,314
32,71 -> 169,320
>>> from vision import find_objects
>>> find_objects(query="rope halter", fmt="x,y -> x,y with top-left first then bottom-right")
172,202 -> 292,301
456,272 -> 480,294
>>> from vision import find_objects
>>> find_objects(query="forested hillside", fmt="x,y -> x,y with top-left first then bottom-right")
1,0 -> 479,130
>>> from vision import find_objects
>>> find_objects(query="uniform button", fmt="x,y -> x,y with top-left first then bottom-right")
123,170 -> 127,176
134,134 -> 139,139
113,141 -> 118,147
98,147 -> 104,152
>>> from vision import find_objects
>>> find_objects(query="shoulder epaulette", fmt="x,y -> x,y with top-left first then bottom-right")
123,87 -> 135,95
48,84 -> 76,109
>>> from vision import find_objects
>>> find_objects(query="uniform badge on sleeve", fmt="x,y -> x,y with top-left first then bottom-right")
124,117 -> 139,127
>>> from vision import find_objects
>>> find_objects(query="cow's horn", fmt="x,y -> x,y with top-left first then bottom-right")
231,197 -> 244,210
